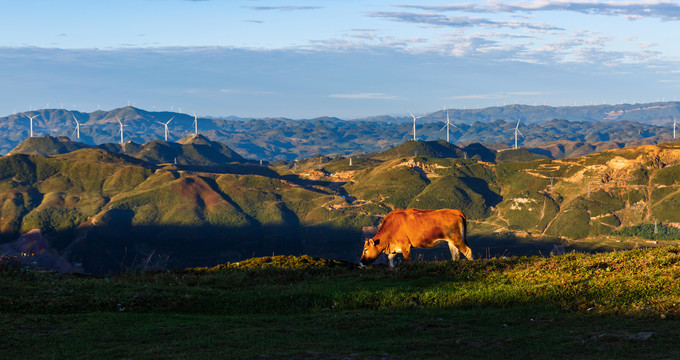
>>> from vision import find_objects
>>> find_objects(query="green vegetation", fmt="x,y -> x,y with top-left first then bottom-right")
545,205 -> 591,239
495,148 -> 551,163
652,163 -> 680,185
346,161 -> 429,209
372,140 -> 464,160
411,175 -> 491,218
3,248 -> 680,359
576,190 -> 625,217
615,224 -> 680,240
650,187 -> 680,222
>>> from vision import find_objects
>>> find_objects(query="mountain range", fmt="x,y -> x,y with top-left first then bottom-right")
1,103 -> 679,160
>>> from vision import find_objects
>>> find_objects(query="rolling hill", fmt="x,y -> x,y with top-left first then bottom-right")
3,138 -> 680,274
7,134 -> 246,166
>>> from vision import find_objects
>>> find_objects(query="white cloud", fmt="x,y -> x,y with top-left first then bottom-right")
305,36 -> 427,52
398,1 -> 680,21
637,41 -> 656,49
246,6 -> 322,11
369,11 -> 563,31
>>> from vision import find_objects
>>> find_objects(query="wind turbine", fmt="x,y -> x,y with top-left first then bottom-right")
25,114 -> 39,138
156,116 -> 175,141
439,107 -> 458,143
513,119 -> 524,149
72,114 -> 81,139
674,117 -> 677,139
115,116 -> 124,144
192,111 -> 198,136
408,110 -> 424,141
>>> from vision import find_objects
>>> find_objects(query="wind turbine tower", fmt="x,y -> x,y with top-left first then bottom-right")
25,114 -> 39,138
440,107 -> 458,143
72,115 -> 81,139
115,116 -> 125,144
156,116 -> 175,142
674,117 -> 677,139
192,111 -> 198,136
408,110 -> 424,141
514,119 -> 524,149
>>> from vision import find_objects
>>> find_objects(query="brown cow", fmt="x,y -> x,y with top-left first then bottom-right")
359,208 -> 472,269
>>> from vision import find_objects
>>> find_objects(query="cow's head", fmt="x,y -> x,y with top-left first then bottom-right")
359,237 -> 385,267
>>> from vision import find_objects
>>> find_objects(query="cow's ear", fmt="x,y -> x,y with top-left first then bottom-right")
373,239 -> 380,246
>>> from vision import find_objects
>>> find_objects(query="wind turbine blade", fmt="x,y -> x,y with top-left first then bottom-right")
516,119 -> 521,129
440,125 -> 447,132
408,110 -> 415,119
166,116 -> 174,125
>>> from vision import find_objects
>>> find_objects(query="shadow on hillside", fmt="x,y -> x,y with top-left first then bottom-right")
383,233 -> 609,266
527,147 -> 555,159
173,163 -> 280,177
2,220 -> 624,275
0,222 -> 366,275
280,174 -> 340,195
460,177 -> 502,208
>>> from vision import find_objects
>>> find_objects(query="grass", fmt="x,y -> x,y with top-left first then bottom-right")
3,248 -> 680,359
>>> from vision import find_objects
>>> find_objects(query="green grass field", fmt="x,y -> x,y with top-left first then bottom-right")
2,248 -> 680,359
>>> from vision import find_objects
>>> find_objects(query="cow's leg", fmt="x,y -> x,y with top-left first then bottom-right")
446,226 -> 474,261
402,247 -> 411,262
448,241 -> 460,261
387,253 -> 396,269
456,243 -> 474,260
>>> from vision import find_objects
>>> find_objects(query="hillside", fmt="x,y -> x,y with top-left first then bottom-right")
2,104 -> 679,160
8,134 -> 246,166
3,140 -> 680,274
372,140 -> 465,160
7,136 -> 89,156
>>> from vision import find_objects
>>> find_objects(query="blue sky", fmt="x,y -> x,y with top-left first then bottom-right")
1,0 -> 680,119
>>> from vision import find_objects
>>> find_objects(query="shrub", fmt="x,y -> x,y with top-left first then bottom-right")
615,224 -> 680,240
0,255 -> 23,276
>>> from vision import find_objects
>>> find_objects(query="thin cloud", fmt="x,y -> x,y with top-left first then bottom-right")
306,36 -> 427,52
369,11 -> 563,31
399,1 -> 680,21
247,6 -> 322,11
329,93 -> 400,100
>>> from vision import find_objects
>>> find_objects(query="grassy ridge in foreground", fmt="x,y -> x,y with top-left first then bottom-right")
2,248 -> 680,359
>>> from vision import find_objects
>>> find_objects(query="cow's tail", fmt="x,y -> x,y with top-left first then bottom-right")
460,213 -> 473,260
460,214 -> 468,246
